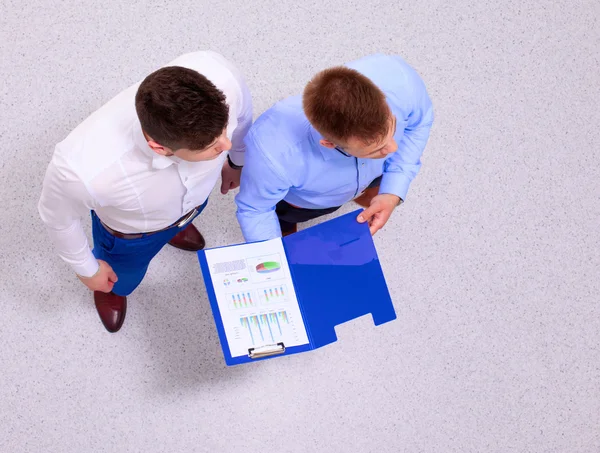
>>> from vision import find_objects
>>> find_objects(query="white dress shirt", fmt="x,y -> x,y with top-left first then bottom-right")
38,51 -> 252,277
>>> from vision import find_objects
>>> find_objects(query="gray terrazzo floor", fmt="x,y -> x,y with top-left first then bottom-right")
0,1 -> 599,452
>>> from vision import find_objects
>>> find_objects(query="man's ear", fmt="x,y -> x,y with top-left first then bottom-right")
147,139 -> 169,156
319,139 -> 336,149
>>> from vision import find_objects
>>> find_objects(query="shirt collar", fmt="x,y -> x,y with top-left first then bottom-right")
132,122 -> 176,170
308,126 -> 337,161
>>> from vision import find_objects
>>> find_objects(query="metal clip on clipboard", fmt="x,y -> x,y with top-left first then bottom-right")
248,343 -> 286,359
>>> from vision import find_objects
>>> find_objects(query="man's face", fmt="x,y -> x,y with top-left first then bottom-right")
170,129 -> 232,162
341,114 -> 398,160
147,128 -> 232,163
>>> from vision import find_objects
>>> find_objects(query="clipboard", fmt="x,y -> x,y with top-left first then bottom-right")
198,209 -> 396,365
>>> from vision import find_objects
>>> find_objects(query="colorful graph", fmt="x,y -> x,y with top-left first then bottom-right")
240,317 -> 255,344
228,291 -> 255,310
240,311 -> 290,344
255,261 -> 281,274
260,285 -> 288,304
237,277 -> 249,283
240,315 -> 264,344
246,254 -> 285,283
278,311 -> 289,323
223,279 -> 231,286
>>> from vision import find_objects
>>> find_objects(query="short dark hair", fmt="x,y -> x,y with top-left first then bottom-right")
303,66 -> 388,143
135,66 -> 229,150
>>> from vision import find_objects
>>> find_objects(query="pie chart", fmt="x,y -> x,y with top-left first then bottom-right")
256,261 -> 281,274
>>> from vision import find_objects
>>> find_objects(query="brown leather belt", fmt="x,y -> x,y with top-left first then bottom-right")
100,207 -> 200,240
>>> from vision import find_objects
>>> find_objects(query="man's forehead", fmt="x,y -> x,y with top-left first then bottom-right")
347,132 -> 388,151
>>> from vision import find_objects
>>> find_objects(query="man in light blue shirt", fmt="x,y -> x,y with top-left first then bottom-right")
236,54 -> 433,242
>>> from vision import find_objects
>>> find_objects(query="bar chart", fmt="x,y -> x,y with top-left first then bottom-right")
239,311 -> 290,345
259,284 -> 288,305
227,291 -> 256,310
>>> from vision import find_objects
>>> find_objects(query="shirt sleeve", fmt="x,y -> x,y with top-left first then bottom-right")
38,151 -> 99,277
235,130 -> 291,242
379,58 -> 434,201
227,67 -> 253,167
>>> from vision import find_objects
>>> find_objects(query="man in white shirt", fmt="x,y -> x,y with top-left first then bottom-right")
39,51 -> 252,333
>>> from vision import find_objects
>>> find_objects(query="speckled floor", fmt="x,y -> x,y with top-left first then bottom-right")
1,1 -> 599,452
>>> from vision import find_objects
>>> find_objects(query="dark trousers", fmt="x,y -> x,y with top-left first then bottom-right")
276,202 -> 341,234
91,200 -> 208,296
276,175 -> 382,233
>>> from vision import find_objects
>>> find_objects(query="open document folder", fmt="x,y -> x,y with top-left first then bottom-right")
198,210 -> 396,365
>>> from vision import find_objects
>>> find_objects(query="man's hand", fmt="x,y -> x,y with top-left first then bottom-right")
357,194 -> 401,235
77,260 -> 118,293
221,159 -> 242,194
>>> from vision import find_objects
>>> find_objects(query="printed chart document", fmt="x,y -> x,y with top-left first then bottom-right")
198,210 -> 397,366
204,239 -> 309,358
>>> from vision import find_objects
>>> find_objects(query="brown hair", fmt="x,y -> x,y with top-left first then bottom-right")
135,66 -> 229,150
302,66 -> 388,143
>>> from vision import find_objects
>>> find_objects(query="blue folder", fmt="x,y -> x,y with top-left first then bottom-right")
198,209 -> 396,365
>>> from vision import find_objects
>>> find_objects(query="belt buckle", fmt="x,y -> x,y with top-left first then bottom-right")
177,208 -> 197,228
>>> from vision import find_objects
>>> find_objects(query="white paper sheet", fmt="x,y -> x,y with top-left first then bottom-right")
204,238 -> 309,358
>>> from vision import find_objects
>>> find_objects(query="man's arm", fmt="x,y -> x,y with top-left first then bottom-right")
378,59 -> 434,201
220,72 -> 253,194
235,130 -> 291,242
39,156 -> 119,292
227,64 -> 253,167
39,153 -> 101,278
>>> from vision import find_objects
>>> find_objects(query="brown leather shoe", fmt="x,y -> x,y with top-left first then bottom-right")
94,291 -> 127,333
168,223 -> 206,251
282,224 -> 298,237
353,186 -> 379,208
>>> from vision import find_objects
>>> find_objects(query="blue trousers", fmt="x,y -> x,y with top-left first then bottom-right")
91,201 -> 207,296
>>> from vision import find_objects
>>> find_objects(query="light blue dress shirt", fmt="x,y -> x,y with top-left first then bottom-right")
236,54 -> 433,242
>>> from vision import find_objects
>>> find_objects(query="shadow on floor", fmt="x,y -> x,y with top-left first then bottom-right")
133,275 -> 252,394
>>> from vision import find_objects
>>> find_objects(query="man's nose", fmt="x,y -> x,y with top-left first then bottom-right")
222,137 -> 232,151
381,140 -> 398,155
